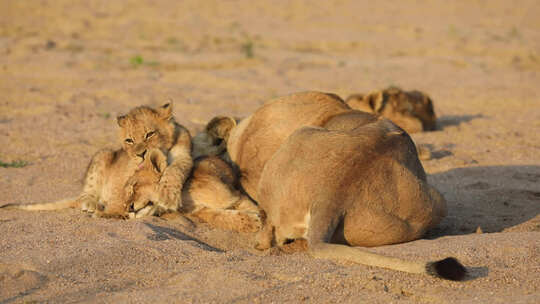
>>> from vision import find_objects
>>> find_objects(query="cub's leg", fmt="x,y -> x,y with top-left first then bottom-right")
184,190 -> 261,233
182,156 -> 262,232
156,125 -> 193,212
190,206 -> 261,233
79,149 -> 115,213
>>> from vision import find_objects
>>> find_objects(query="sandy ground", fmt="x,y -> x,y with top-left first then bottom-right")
1,0 -> 539,303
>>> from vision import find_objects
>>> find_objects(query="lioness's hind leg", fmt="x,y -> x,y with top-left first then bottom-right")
342,207 -> 418,247
304,205 -> 435,278
426,185 -> 447,229
80,149 -> 114,213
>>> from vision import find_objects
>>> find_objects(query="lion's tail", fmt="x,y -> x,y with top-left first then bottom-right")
310,243 -> 467,281
0,198 -> 80,211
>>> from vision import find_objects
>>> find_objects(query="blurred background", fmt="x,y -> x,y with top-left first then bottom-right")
0,0 -> 539,176
2,0 -> 538,122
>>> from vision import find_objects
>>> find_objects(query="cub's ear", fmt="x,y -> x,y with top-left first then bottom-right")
157,100 -> 173,120
347,92 -> 383,114
206,116 -> 237,141
364,91 -> 385,113
117,115 -> 128,127
345,93 -> 364,103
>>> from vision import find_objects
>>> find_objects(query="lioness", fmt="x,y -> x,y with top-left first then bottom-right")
207,92 -> 465,280
346,86 -> 437,133
2,103 -> 261,232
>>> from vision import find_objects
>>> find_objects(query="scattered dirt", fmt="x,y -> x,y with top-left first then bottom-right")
1,0 -> 539,303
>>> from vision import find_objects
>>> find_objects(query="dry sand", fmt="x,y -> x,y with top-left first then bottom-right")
1,0 -> 539,303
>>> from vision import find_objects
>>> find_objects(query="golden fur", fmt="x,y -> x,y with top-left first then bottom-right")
130,117 -> 261,232
191,116 -> 237,161
346,86 -> 437,133
1,102 -> 189,216
3,103 -> 261,232
222,91 -> 465,280
93,148 -> 167,219
180,155 -> 261,232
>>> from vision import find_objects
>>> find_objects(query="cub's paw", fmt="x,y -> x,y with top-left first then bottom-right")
132,199 -> 150,212
236,211 -> 263,233
134,204 -> 168,218
134,205 -> 157,218
157,187 -> 181,211
81,200 -> 99,213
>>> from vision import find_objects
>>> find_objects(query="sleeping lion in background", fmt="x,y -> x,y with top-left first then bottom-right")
346,86 -> 437,133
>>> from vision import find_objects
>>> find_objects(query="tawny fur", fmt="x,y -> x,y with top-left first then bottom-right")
191,116 -> 237,161
3,103 -> 261,232
129,118 -> 261,232
346,86 -> 437,133
1,102 -> 191,217
125,148 -> 260,232
90,101 -> 193,216
227,91 -> 351,198
180,156 -> 261,232
222,91 -> 464,279
93,148 -> 167,219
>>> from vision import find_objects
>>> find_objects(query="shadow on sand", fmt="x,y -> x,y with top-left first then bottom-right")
437,114 -> 485,130
425,165 -> 540,238
144,222 -> 225,253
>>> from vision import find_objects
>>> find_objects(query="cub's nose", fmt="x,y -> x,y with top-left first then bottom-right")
137,149 -> 147,159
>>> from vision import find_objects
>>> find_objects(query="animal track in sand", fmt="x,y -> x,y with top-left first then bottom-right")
0,263 -> 48,301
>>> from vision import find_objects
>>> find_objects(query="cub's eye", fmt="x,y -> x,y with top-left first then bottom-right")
125,138 -> 134,144
145,131 -> 156,140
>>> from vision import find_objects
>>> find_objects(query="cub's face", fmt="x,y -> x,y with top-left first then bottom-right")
126,148 -> 167,212
117,102 -> 176,162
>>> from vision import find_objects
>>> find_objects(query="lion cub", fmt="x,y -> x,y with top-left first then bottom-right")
1,102 -> 192,217
127,147 -> 261,233
92,148 -> 167,219
346,86 -> 437,133
2,103 -> 262,232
